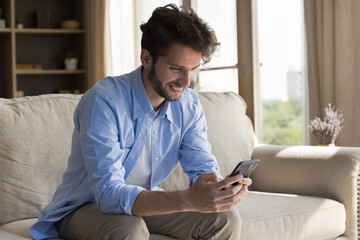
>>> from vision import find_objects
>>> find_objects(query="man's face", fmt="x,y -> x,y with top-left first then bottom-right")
145,43 -> 202,102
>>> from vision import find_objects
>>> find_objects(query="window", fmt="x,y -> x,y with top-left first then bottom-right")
257,0 -> 307,145
107,1 -> 308,146
191,0 -> 238,94
107,0 -> 182,76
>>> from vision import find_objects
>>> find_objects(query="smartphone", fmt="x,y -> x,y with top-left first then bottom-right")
229,159 -> 260,185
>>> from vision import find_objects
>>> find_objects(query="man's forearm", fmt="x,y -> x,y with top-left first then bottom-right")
131,172 -> 251,216
131,190 -> 190,216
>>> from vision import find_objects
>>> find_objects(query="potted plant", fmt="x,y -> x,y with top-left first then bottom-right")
309,104 -> 344,146
16,17 -> 24,29
59,50 -> 80,70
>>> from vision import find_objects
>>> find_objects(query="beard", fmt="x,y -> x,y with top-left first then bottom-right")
147,66 -> 184,102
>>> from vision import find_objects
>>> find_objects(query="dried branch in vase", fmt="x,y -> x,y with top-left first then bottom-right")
309,104 -> 344,145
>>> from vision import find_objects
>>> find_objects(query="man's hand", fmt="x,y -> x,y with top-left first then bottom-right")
131,172 -> 251,216
183,172 -> 252,213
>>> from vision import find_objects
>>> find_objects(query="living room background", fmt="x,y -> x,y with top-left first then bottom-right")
1,0 -> 358,147
105,0 -> 307,146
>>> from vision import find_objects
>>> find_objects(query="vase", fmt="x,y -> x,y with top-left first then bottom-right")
316,143 -> 335,147
64,58 -> 78,70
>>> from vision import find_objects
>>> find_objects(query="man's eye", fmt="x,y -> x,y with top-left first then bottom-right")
171,67 -> 183,72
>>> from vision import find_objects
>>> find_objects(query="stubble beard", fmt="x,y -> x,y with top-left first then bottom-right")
147,66 -> 183,102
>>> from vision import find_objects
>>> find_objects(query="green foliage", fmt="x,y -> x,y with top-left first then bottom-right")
262,98 -> 302,145
58,49 -> 81,61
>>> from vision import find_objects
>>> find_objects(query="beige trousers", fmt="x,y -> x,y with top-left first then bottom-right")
56,202 -> 242,240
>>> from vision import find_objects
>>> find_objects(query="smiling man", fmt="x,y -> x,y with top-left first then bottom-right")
30,4 -> 251,240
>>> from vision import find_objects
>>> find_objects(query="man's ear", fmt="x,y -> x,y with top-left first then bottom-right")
140,49 -> 153,69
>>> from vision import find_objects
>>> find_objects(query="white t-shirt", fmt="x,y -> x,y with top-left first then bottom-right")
125,107 -> 162,189
125,126 -> 152,189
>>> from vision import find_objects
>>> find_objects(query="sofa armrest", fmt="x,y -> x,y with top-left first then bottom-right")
251,144 -> 360,239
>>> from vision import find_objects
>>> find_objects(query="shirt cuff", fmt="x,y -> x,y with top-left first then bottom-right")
123,185 -> 146,215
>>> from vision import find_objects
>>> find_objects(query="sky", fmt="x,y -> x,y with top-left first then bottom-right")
258,0 -> 304,100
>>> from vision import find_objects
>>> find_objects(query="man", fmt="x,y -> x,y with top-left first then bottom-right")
30,4 -> 252,239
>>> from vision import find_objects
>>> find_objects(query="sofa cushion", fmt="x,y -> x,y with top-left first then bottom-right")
198,92 -> 255,177
239,191 -> 346,240
0,94 -> 81,225
0,191 -> 346,240
160,92 -> 256,190
0,218 -> 175,240
0,230 -> 33,240
0,218 -> 36,239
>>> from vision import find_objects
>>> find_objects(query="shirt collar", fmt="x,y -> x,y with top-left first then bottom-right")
157,100 -> 174,123
131,66 -> 174,123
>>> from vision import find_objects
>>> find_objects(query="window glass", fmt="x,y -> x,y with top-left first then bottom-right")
196,69 -> 238,93
194,0 -> 238,93
258,0 -> 305,145
196,0 -> 237,67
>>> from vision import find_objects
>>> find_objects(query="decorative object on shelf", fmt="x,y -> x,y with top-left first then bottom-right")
36,10 -> 50,28
0,8 -> 5,28
59,50 -> 80,70
309,103 -> 344,146
60,20 -> 80,29
16,17 -> 24,29
16,64 -> 42,70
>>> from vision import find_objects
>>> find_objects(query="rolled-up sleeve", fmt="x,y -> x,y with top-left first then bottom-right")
77,93 -> 143,215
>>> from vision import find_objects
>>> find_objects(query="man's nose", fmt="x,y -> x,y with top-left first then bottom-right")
183,70 -> 195,86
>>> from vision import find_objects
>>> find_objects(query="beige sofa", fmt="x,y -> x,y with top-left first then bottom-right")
0,92 -> 359,240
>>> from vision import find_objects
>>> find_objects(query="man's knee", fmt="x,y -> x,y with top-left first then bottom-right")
104,216 -> 149,240
221,208 -> 242,226
213,209 -> 242,239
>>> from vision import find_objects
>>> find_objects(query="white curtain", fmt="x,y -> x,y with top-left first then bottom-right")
106,0 -> 138,76
304,0 -> 360,147
106,0 -> 183,77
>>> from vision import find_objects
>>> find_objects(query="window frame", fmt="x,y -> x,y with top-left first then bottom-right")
188,0 -> 261,138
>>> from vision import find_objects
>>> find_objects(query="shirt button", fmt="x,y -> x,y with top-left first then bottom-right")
154,157 -> 159,161
154,131 -> 158,135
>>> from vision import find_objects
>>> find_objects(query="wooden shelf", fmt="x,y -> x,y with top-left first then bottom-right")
16,69 -> 86,75
0,0 -> 89,98
15,28 -> 85,34
0,29 -> 12,33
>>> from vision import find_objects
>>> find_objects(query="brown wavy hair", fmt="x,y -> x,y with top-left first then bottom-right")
140,4 -> 220,64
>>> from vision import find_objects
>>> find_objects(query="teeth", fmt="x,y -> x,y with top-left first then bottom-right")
171,85 -> 183,91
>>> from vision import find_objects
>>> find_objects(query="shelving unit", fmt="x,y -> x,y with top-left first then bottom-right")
0,0 -> 89,98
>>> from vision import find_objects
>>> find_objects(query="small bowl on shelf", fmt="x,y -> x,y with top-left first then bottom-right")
60,20 -> 80,29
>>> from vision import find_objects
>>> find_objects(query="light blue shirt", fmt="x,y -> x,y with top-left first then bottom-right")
30,66 -> 221,239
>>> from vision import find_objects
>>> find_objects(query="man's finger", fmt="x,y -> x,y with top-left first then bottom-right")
216,174 -> 243,189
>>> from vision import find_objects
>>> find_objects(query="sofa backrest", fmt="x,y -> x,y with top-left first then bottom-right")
0,92 -> 255,224
0,94 -> 81,225
160,92 -> 256,190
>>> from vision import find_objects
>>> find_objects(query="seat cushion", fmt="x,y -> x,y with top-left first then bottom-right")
0,218 -> 176,240
0,193 -> 346,240
239,191 -> 346,240
0,218 -> 36,239
0,230 -> 32,240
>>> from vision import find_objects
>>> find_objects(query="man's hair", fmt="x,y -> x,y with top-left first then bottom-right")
140,4 -> 220,64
